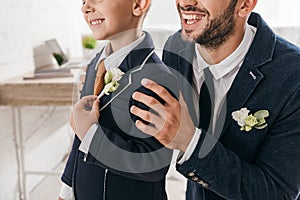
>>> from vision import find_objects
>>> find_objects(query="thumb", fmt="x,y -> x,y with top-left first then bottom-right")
92,97 -> 100,119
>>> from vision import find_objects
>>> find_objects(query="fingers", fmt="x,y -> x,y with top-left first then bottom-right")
130,105 -> 165,129
141,78 -> 177,105
135,119 -> 159,137
72,95 -> 99,140
79,74 -> 85,84
132,92 -> 165,116
78,66 -> 87,93
76,95 -> 97,108
92,98 -> 100,119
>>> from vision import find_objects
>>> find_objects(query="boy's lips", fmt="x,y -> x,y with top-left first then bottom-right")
89,18 -> 104,26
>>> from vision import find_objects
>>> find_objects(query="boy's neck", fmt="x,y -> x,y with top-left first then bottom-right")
109,29 -> 143,53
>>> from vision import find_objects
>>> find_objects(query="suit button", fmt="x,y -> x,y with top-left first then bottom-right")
197,179 -> 209,187
187,171 -> 195,177
191,176 -> 198,181
197,179 -> 204,185
202,182 -> 209,187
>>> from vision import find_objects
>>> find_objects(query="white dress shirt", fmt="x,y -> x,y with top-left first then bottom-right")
178,24 -> 257,164
59,33 -> 145,200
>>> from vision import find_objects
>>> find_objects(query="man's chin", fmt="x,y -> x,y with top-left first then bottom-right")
181,30 -> 197,43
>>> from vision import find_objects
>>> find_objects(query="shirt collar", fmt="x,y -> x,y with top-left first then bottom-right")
195,24 -> 257,80
95,32 -> 146,70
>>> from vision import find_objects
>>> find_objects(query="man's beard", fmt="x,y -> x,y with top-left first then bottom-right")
183,0 -> 237,49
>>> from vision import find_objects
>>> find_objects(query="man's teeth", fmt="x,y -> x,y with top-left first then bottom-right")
182,13 -> 202,20
90,19 -> 103,25
187,20 -> 196,25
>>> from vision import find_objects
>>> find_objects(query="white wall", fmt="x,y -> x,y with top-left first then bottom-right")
144,0 -> 180,30
254,0 -> 300,27
0,0 -> 85,81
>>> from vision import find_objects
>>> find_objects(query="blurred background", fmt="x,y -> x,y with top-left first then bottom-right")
0,0 -> 299,199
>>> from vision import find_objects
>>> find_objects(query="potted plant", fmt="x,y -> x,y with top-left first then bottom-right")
82,35 -> 97,59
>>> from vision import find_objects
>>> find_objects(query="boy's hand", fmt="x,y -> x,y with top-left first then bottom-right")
71,95 -> 100,140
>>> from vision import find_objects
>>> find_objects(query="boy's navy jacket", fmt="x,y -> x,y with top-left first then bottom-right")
162,12 -> 300,199
61,32 -> 178,200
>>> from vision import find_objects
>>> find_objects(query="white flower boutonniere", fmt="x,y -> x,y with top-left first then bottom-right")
97,68 -> 124,99
232,108 -> 269,132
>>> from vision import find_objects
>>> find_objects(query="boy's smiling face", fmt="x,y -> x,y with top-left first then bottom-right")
82,0 -> 139,40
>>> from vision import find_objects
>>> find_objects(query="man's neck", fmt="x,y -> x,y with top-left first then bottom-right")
198,25 -> 246,65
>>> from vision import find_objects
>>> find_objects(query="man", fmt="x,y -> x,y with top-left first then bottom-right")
130,0 -> 300,199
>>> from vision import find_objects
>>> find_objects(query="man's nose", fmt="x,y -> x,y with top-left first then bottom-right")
177,0 -> 198,8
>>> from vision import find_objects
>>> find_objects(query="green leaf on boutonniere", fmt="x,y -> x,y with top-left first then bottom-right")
253,110 -> 269,119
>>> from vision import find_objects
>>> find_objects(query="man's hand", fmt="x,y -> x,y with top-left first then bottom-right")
130,79 -> 195,152
70,95 -> 100,140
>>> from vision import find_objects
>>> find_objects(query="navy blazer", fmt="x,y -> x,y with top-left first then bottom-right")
61,32 -> 178,200
163,13 -> 300,199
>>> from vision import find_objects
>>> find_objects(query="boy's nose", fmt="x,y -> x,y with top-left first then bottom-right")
81,0 -> 95,14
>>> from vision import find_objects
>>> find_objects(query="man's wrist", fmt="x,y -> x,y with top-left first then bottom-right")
177,128 -> 201,164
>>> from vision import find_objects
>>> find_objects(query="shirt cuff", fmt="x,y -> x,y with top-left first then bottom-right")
79,123 -> 98,154
59,182 -> 74,200
177,128 -> 202,164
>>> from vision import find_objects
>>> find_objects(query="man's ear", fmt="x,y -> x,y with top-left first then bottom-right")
132,0 -> 151,17
237,0 -> 257,17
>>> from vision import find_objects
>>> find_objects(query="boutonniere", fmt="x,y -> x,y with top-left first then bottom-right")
232,108 -> 269,132
97,68 -> 124,99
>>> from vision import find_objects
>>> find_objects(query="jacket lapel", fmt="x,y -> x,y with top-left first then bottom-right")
220,13 -> 276,135
178,45 -> 200,126
220,61 -> 264,134
100,32 -> 155,111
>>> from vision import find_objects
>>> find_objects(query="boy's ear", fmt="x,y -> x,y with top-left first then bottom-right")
132,0 -> 151,17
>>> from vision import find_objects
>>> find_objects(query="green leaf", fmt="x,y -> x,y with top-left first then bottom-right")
104,71 -> 113,84
256,118 -> 266,126
245,126 -> 252,132
253,110 -> 269,119
255,123 -> 268,130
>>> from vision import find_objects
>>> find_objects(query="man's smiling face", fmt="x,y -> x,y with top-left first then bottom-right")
177,0 -> 238,49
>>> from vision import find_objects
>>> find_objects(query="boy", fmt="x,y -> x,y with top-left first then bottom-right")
58,0 -> 178,199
